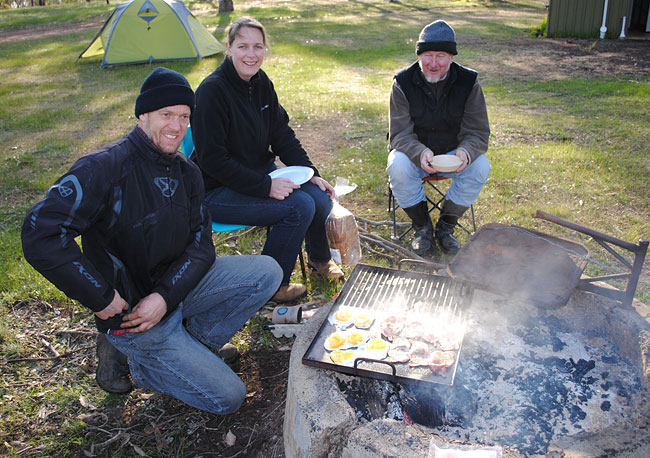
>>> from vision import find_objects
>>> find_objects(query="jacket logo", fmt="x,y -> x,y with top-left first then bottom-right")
172,259 -> 191,285
58,185 -> 74,198
154,177 -> 178,197
72,262 -> 102,288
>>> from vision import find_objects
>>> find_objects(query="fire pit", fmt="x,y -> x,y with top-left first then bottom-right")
284,266 -> 650,457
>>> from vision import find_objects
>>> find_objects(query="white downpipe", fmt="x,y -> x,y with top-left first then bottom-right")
600,0 -> 609,39
619,16 -> 626,40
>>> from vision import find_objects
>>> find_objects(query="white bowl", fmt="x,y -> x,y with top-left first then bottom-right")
430,155 -> 462,172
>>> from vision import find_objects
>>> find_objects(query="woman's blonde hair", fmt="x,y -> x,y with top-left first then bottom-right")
226,16 -> 270,50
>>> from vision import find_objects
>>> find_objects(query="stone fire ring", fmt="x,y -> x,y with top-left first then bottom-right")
284,287 -> 650,458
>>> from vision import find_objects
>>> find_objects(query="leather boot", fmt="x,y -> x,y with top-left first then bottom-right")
435,199 -> 469,254
403,200 -> 434,255
96,334 -> 132,394
272,283 -> 307,302
218,343 -> 241,372
307,258 -> 344,280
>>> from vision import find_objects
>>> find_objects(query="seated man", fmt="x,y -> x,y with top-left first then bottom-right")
21,67 -> 282,414
387,20 -> 491,254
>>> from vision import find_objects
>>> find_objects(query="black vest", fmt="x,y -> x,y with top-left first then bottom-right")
395,61 -> 477,155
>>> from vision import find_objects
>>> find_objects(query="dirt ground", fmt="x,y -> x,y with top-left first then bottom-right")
2,20 -> 649,458
3,299 -> 295,457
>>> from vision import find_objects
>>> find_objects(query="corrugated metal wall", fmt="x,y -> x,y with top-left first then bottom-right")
547,0 -> 632,38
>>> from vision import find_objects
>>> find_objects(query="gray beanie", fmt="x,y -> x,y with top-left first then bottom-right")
135,67 -> 195,118
416,20 -> 457,55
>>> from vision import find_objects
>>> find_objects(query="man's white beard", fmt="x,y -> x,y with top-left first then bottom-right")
423,71 -> 449,84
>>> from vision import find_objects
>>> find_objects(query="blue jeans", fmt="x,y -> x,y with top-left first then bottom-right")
107,255 -> 282,415
204,182 -> 333,285
386,150 -> 491,208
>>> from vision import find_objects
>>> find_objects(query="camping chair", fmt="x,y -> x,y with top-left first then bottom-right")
388,176 -> 477,242
181,126 -> 306,281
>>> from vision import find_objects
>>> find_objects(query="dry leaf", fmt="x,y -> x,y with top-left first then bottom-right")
225,430 -> 236,446
37,405 -> 48,420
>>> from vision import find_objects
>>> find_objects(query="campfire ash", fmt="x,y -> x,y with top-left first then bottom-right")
398,300 -> 645,455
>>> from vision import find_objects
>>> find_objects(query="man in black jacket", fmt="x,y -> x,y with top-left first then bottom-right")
21,68 -> 282,414
387,20 -> 491,254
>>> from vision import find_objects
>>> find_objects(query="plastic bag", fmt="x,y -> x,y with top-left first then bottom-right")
326,178 -> 362,265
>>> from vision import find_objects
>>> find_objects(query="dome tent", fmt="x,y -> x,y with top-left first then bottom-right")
80,0 -> 225,67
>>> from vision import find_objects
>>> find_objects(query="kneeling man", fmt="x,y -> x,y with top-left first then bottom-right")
22,67 -> 282,414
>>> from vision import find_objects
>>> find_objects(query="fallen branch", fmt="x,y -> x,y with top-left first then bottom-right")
360,241 -> 396,263
40,338 -> 60,358
355,215 -> 409,228
90,431 -> 127,454
5,344 -> 94,364
55,329 -> 97,337
245,423 -> 257,449
358,229 -> 428,262
358,226 -> 447,270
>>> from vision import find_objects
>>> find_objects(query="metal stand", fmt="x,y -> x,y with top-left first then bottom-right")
534,210 -> 648,306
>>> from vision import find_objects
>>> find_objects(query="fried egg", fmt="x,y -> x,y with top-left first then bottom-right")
328,307 -> 355,329
324,332 -> 347,351
363,338 -> 389,360
365,338 -> 388,350
346,330 -> 368,346
329,349 -> 356,366
353,312 -> 375,329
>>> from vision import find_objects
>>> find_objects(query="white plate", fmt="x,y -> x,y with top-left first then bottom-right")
430,155 -> 462,172
269,166 -> 314,185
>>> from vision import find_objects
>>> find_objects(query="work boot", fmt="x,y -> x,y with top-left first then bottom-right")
218,343 -> 241,365
272,283 -> 307,302
403,200 -> 434,255
435,199 -> 469,254
308,258 -> 344,280
96,334 -> 132,394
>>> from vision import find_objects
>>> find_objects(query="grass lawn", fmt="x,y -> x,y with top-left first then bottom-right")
1,0 -> 648,455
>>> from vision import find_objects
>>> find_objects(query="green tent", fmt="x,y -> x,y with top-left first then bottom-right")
80,0 -> 225,67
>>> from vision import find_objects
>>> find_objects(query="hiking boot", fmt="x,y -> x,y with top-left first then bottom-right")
435,219 -> 461,253
412,224 -> 434,254
308,259 -> 344,280
96,334 -> 132,394
272,283 -> 307,302
435,199 -> 469,254
403,200 -> 434,255
218,343 -> 241,365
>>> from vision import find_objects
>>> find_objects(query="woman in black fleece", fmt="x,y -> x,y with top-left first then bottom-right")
192,16 -> 343,302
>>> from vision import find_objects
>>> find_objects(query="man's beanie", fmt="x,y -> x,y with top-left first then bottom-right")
416,20 -> 457,55
134,67 -> 195,118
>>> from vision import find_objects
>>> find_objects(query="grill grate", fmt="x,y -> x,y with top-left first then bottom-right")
303,264 -> 475,386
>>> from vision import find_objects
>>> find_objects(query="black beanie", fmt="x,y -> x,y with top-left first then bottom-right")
416,20 -> 458,56
134,67 -> 195,118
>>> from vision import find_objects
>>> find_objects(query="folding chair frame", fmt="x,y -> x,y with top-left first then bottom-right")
388,176 -> 476,242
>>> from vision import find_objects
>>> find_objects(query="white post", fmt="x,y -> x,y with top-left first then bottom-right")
600,0 -> 609,39
619,16 -> 626,40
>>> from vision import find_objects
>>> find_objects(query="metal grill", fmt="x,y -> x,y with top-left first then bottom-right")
302,263 -> 475,386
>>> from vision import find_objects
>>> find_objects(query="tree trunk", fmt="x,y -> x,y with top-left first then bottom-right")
218,0 -> 234,13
